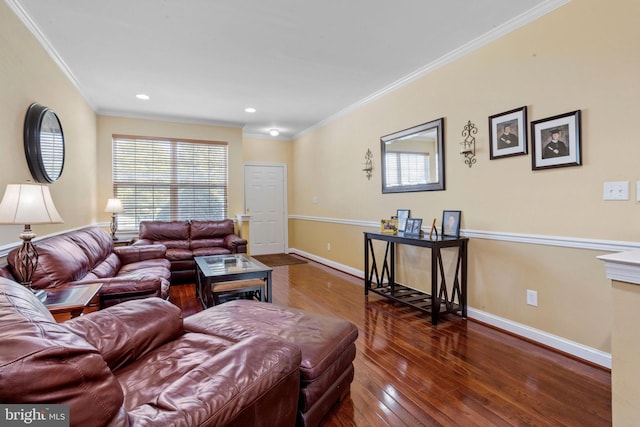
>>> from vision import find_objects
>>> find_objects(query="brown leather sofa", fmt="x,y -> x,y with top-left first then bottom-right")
0,227 -> 170,308
135,219 -> 247,282
0,278 -> 301,426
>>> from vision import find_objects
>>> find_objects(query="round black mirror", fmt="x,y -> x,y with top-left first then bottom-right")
24,103 -> 65,183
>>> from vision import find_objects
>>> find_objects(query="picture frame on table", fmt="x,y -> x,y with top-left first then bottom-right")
531,110 -> 581,170
380,218 -> 398,234
405,218 -> 423,236
489,106 -> 527,159
441,210 -> 461,238
396,209 -> 410,232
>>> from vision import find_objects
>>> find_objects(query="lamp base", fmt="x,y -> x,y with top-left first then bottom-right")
110,213 -> 118,240
14,225 -> 39,289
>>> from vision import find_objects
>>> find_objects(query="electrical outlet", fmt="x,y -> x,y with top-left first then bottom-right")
327,242 -> 331,251
526,290 -> 538,307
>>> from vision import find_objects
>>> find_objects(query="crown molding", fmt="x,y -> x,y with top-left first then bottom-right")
6,0 -> 97,110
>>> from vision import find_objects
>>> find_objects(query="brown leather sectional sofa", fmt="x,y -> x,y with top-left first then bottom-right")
0,226 -> 170,308
0,278 -> 301,426
135,219 -> 247,282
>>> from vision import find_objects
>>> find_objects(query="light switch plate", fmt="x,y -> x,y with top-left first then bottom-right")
603,181 -> 629,200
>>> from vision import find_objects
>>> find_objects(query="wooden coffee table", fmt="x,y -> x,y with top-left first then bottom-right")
195,254 -> 272,308
44,283 -> 102,318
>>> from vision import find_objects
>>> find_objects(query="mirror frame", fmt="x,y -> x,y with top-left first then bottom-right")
380,117 -> 445,193
24,103 -> 65,183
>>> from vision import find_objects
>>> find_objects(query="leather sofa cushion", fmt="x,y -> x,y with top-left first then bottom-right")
0,279 -> 124,425
166,248 -> 193,261
192,247 -> 231,257
12,234 -> 91,289
184,300 -> 359,382
69,227 -> 114,268
191,219 -> 234,239
92,253 -> 122,278
191,237 -> 225,250
154,239 -> 190,250
140,220 -> 190,241
116,333 -> 301,426
65,298 -> 183,371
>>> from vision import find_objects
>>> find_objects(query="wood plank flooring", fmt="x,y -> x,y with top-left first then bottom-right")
170,257 -> 611,427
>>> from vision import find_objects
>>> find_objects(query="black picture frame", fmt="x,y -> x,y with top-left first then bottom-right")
442,210 -> 461,238
489,106 -> 527,160
396,209 -> 410,232
531,110 -> 581,170
405,218 -> 423,235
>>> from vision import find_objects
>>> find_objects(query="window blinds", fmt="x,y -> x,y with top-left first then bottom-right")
112,135 -> 228,231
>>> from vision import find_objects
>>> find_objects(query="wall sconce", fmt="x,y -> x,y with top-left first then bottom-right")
459,120 -> 478,168
362,149 -> 373,180
104,198 -> 124,240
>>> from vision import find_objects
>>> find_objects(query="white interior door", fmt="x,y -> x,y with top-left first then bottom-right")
244,163 -> 287,255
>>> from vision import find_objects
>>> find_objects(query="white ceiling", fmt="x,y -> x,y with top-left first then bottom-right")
8,0 -> 563,140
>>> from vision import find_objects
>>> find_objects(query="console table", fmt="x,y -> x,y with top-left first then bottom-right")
364,231 -> 468,325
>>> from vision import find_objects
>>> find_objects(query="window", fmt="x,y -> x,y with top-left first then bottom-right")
384,151 -> 430,187
112,135 -> 228,231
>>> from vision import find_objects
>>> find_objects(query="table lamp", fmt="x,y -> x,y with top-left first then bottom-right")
104,198 -> 124,240
0,183 -> 63,290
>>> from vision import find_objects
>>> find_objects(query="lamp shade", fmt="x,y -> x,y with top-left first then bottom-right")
0,184 -> 63,224
104,198 -> 124,213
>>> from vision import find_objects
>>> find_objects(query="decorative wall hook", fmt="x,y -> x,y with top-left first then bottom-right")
362,149 -> 373,179
460,120 -> 477,168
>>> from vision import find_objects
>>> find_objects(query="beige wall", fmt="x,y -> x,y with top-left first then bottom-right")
289,0 -> 640,354
96,115 -> 245,224
0,1 -> 98,246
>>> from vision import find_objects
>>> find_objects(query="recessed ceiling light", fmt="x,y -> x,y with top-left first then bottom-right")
136,93 -> 150,100
269,129 -> 280,137
245,107 -> 256,113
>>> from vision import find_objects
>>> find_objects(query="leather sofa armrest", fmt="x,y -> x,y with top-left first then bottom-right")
115,244 -> 167,264
68,277 -> 164,296
224,234 -> 248,251
65,298 -> 183,371
132,238 -> 154,246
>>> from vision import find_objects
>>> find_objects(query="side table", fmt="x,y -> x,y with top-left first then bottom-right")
44,283 -> 102,320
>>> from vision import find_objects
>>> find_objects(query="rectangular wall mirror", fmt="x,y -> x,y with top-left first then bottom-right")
380,117 -> 445,193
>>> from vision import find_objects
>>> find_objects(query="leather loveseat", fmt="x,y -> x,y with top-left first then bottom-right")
134,219 -> 247,282
0,278 -> 301,426
0,227 -> 170,308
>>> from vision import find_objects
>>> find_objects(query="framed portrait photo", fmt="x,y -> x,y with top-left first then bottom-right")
396,209 -> 410,232
531,110 -> 581,170
489,106 -> 527,159
405,218 -> 423,235
441,210 -> 461,238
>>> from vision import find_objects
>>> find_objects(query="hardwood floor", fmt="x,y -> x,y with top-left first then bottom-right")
171,257 -> 611,427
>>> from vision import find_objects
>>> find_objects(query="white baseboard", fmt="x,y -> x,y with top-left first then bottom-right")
289,247 -> 611,369
467,308 -> 611,369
